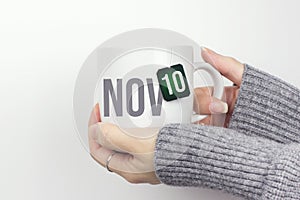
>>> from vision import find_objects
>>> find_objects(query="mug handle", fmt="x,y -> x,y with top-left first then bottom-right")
191,62 -> 224,123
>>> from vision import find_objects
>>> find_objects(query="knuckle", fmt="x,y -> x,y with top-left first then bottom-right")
101,123 -> 118,136
100,123 -> 115,139
99,123 -> 109,135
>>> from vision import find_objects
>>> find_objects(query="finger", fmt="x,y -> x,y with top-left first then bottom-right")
88,103 -> 101,126
89,122 -> 136,175
88,104 -> 102,153
201,47 -> 244,86
89,122 -> 155,154
119,171 -> 159,184
194,116 -> 211,125
125,171 -> 160,184
90,146 -> 133,175
194,87 -> 228,115
89,123 -> 125,152
90,145 -> 156,177
88,132 -> 101,154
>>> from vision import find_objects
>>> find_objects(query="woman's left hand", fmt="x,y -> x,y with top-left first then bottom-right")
88,104 -> 161,184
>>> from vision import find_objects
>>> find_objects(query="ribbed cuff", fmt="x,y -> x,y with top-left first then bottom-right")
229,64 -> 300,144
155,124 -> 300,200
261,143 -> 300,199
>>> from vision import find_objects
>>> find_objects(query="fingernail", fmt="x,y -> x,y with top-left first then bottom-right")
201,46 -> 209,53
201,47 -> 215,64
201,47 -> 218,56
209,101 -> 228,114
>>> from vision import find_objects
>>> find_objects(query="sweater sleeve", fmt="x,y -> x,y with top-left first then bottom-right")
229,64 -> 300,144
155,124 -> 300,200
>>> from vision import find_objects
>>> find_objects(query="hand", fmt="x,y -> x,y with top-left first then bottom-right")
88,104 -> 160,184
194,47 -> 245,127
88,47 -> 245,185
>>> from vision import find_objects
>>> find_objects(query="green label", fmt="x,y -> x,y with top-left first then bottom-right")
156,64 -> 190,101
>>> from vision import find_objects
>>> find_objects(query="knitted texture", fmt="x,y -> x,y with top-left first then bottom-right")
155,124 -> 300,200
155,65 -> 300,199
229,64 -> 300,144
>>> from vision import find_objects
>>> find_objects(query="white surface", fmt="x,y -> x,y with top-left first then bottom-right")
1,0 -> 300,199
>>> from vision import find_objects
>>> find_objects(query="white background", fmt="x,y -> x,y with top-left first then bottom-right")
1,0 -> 300,199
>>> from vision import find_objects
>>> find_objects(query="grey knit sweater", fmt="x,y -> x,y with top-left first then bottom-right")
154,65 -> 300,200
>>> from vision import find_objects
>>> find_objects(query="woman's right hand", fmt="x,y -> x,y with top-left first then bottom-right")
194,47 -> 245,127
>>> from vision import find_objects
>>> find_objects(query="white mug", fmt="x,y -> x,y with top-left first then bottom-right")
95,46 -> 224,132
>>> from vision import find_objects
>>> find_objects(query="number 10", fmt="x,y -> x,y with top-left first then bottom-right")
161,71 -> 186,95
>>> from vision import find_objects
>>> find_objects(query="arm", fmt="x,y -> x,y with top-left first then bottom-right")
155,124 -> 300,200
88,48 -> 300,199
229,64 -> 300,144
199,48 -> 300,143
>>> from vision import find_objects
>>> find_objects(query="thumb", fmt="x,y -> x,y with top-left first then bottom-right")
90,122 -> 157,154
201,47 -> 244,86
88,103 -> 101,126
